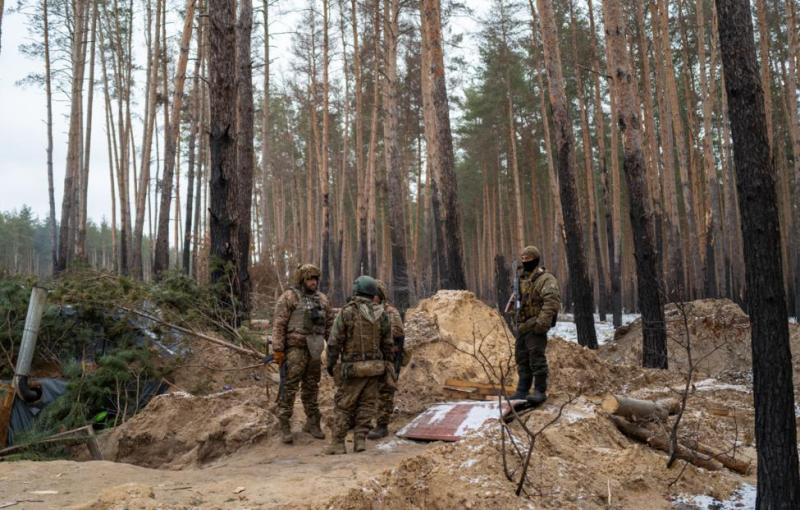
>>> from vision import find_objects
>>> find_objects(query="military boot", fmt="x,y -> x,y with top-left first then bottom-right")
280,419 -> 294,444
303,419 -> 326,439
509,374 -> 532,400
324,440 -> 346,455
353,433 -> 367,452
367,423 -> 388,440
527,375 -> 548,405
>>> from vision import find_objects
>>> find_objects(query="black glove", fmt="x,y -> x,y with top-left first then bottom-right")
518,318 -> 537,335
327,346 -> 339,377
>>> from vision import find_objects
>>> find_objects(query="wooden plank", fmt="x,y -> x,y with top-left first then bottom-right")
443,378 -> 516,395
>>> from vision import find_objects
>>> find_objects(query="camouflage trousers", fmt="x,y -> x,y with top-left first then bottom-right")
375,369 -> 398,427
277,346 -> 321,424
331,375 -> 379,442
514,331 -> 548,391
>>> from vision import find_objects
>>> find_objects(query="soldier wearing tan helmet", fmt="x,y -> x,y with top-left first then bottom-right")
367,280 -> 405,439
510,245 -> 561,404
272,263 -> 334,444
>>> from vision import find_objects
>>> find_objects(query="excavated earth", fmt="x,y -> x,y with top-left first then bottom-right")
0,292 -> 793,509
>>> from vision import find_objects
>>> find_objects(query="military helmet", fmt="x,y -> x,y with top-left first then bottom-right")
294,263 -> 321,286
375,279 -> 388,301
521,245 -> 541,263
352,275 -> 379,297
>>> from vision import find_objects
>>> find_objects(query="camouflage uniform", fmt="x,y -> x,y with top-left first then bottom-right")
374,302 -> 404,428
326,285 -> 393,454
513,246 -> 561,400
272,265 -> 333,436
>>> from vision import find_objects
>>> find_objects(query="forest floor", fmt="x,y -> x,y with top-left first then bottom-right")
2,291 -> 797,509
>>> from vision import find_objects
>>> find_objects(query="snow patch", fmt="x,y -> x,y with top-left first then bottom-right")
551,313 -> 639,345
674,483 -> 756,509
694,378 -> 750,393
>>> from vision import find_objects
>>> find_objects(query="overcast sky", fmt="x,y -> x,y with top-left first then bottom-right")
0,1 -> 488,233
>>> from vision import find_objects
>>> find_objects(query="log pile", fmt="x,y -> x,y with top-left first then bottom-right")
602,394 -> 751,475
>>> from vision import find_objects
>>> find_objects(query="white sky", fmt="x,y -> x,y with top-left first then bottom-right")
0,0 -> 489,238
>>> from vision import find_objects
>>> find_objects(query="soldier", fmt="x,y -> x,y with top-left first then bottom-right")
367,280 -> 405,440
324,276 -> 394,455
509,245 -> 561,404
272,263 -> 333,444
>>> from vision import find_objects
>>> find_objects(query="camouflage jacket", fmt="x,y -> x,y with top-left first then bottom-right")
384,303 -> 404,340
272,287 -> 333,351
519,267 -> 561,334
328,296 -> 393,362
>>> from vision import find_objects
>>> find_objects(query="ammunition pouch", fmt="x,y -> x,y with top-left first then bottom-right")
306,334 -> 325,361
341,359 -> 385,379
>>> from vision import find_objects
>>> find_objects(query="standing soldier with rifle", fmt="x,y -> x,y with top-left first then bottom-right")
324,276 -> 394,454
508,246 -> 561,404
367,280 -> 406,439
272,264 -> 333,444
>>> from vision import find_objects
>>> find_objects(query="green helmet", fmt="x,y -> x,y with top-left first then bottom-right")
521,245 -> 541,264
294,263 -> 321,287
375,279 -> 388,301
352,275 -> 379,297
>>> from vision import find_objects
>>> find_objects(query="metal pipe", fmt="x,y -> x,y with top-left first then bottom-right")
14,287 -> 47,403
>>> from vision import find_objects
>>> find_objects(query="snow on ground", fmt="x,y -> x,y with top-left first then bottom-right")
674,483 -> 756,509
551,313 -> 639,345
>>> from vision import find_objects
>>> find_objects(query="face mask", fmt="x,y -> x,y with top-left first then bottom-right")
522,260 -> 538,272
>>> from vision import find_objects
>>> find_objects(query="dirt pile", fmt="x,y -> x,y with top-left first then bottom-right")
317,393 -> 753,510
601,298 -> 800,385
101,388 -> 275,469
168,341 -> 269,395
398,290 -> 516,414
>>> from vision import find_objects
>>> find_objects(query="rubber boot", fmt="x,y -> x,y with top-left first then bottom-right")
353,433 -> 367,452
509,374 -> 532,400
324,440 -> 346,455
367,423 -> 388,440
527,375 -> 547,405
280,419 -> 293,444
303,419 -> 326,439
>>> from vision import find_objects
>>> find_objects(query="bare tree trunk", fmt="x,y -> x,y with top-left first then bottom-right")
236,0 -> 254,315
153,0 -> 197,276
183,21 -> 203,275
604,0 -> 667,369
57,0 -> 88,272
381,0 -> 410,311
785,0 -> 800,319
76,0 -> 98,262
132,0 -> 161,279
534,0 -> 597,348
419,0 -> 466,290
260,0 -> 271,269
716,1 -> 800,506
43,0 -> 57,274
320,0 -> 332,290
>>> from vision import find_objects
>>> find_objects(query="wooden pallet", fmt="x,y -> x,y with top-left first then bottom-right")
442,378 -> 516,401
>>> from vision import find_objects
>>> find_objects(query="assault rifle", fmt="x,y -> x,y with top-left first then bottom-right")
503,260 -> 522,331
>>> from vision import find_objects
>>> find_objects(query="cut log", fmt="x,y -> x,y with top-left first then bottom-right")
610,416 -> 723,472
683,438 -> 752,475
601,394 -> 679,422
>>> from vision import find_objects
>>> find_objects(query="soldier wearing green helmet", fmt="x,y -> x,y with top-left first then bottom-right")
272,263 -> 333,444
324,275 -> 394,454
510,245 -> 561,405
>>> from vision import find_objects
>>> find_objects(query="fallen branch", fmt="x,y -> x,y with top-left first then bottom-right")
0,425 -> 102,460
610,416 -> 722,472
682,438 -> 751,475
601,394 -> 680,422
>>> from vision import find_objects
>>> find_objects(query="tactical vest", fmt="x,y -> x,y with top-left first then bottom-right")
520,268 -> 548,323
286,288 -> 326,336
342,300 -> 389,362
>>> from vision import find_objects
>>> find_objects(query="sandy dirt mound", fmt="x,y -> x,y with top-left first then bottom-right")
600,299 -> 800,386
102,388 -> 275,469
168,340 -> 269,395
316,393 -> 754,510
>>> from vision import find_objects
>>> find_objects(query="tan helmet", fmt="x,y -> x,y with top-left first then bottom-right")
521,245 -> 541,263
294,263 -> 321,287
375,279 -> 388,301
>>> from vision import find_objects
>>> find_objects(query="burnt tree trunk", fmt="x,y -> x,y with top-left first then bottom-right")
716,0 -> 800,506
604,0 -> 667,369
535,0 -> 597,349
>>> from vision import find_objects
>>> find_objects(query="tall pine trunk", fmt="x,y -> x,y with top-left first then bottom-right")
535,0 -> 597,348
44,0 -> 57,274
604,0 -> 667,369
716,0 -> 800,506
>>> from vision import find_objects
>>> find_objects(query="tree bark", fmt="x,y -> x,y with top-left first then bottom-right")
786,0 -> 800,320
716,1 -> 800,506
76,1 -> 98,262
43,0 -> 57,274
236,0 -> 254,315
320,0 -> 332,291
153,0 -> 197,277
183,18 -> 204,276
419,0 -> 466,290
604,0 -> 667,368
534,0 -> 596,348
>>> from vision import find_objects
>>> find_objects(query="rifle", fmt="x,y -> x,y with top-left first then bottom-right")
507,260 -> 521,331
263,353 -> 287,402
